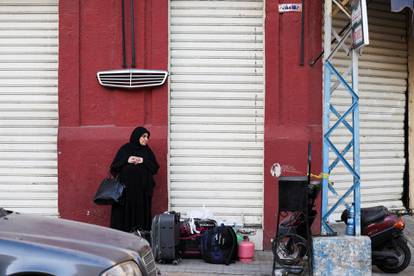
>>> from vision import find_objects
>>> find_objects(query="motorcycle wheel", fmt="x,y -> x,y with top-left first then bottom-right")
376,237 -> 411,273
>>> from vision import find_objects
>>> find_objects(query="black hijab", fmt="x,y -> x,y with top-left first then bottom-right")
110,126 -> 159,176
129,127 -> 150,150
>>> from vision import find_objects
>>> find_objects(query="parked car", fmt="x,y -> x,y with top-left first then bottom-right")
0,208 -> 156,276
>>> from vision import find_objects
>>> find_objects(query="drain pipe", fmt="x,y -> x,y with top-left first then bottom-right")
121,0 -> 127,68
130,0 -> 136,68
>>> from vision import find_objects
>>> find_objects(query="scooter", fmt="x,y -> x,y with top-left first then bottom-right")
341,206 -> 411,273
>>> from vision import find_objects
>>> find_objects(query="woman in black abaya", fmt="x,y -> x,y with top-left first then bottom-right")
110,126 -> 159,232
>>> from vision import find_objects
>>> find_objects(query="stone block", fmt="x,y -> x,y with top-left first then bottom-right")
312,236 -> 371,276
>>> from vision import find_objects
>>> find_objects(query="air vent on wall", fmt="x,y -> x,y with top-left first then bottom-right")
97,69 -> 168,89
97,0 -> 169,90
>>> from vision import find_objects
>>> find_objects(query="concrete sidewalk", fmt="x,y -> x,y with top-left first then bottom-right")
157,215 -> 414,276
158,250 -> 274,276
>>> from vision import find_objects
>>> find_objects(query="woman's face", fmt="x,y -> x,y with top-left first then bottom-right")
139,133 -> 149,146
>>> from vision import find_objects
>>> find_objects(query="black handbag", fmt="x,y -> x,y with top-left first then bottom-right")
93,176 -> 125,205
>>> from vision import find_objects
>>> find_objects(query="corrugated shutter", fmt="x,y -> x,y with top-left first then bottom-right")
169,0 -> 264,247
0,0 -> 58,216
328,0 -> 407,214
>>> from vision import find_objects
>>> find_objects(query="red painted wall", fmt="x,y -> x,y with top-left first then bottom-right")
262,0 -> 323,248
58,0 -> 169,225
58,0 -> 323,249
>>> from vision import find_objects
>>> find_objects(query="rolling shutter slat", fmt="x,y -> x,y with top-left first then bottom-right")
169,0 -> 264,248
0,1 -> 58,216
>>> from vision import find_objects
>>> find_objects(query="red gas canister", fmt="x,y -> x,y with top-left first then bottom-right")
238,236 -> 255,263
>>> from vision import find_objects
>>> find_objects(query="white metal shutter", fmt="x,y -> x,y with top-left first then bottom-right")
328,0 -> 407,213
169,0 -> 264,247
0,0 -> 58,216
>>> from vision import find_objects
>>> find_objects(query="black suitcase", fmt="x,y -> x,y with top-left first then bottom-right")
151,211 -> 181,264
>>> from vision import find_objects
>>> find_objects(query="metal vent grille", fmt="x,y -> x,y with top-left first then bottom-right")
142,249 -> 157,276
97,69 -> 168,89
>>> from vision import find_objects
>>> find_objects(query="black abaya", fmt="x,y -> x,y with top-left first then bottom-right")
110,127 -> 159,232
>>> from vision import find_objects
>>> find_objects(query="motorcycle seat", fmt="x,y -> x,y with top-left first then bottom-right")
361,206 -> 388,226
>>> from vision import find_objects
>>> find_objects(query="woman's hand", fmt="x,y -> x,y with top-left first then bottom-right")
128,156 -> 143,164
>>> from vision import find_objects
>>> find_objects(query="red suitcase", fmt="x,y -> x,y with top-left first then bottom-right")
180,233 -> 203,258
179,218 -> 217,258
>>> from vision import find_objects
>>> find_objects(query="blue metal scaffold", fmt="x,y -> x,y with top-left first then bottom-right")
321,0 -> 369,236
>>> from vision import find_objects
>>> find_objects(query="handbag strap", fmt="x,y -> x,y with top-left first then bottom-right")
107,172 -> 119,180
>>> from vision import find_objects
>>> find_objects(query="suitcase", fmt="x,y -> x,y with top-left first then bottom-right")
180,233 -> 202,258
194,218 -> 217,232
179,219 -> 217,258
151,211 -> 181,264
180,218 -> 217,237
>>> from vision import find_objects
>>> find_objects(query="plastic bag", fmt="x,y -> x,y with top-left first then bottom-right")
187,205 -> 214,220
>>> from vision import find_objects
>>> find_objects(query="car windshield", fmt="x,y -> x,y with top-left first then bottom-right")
0,208 -> 10,218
